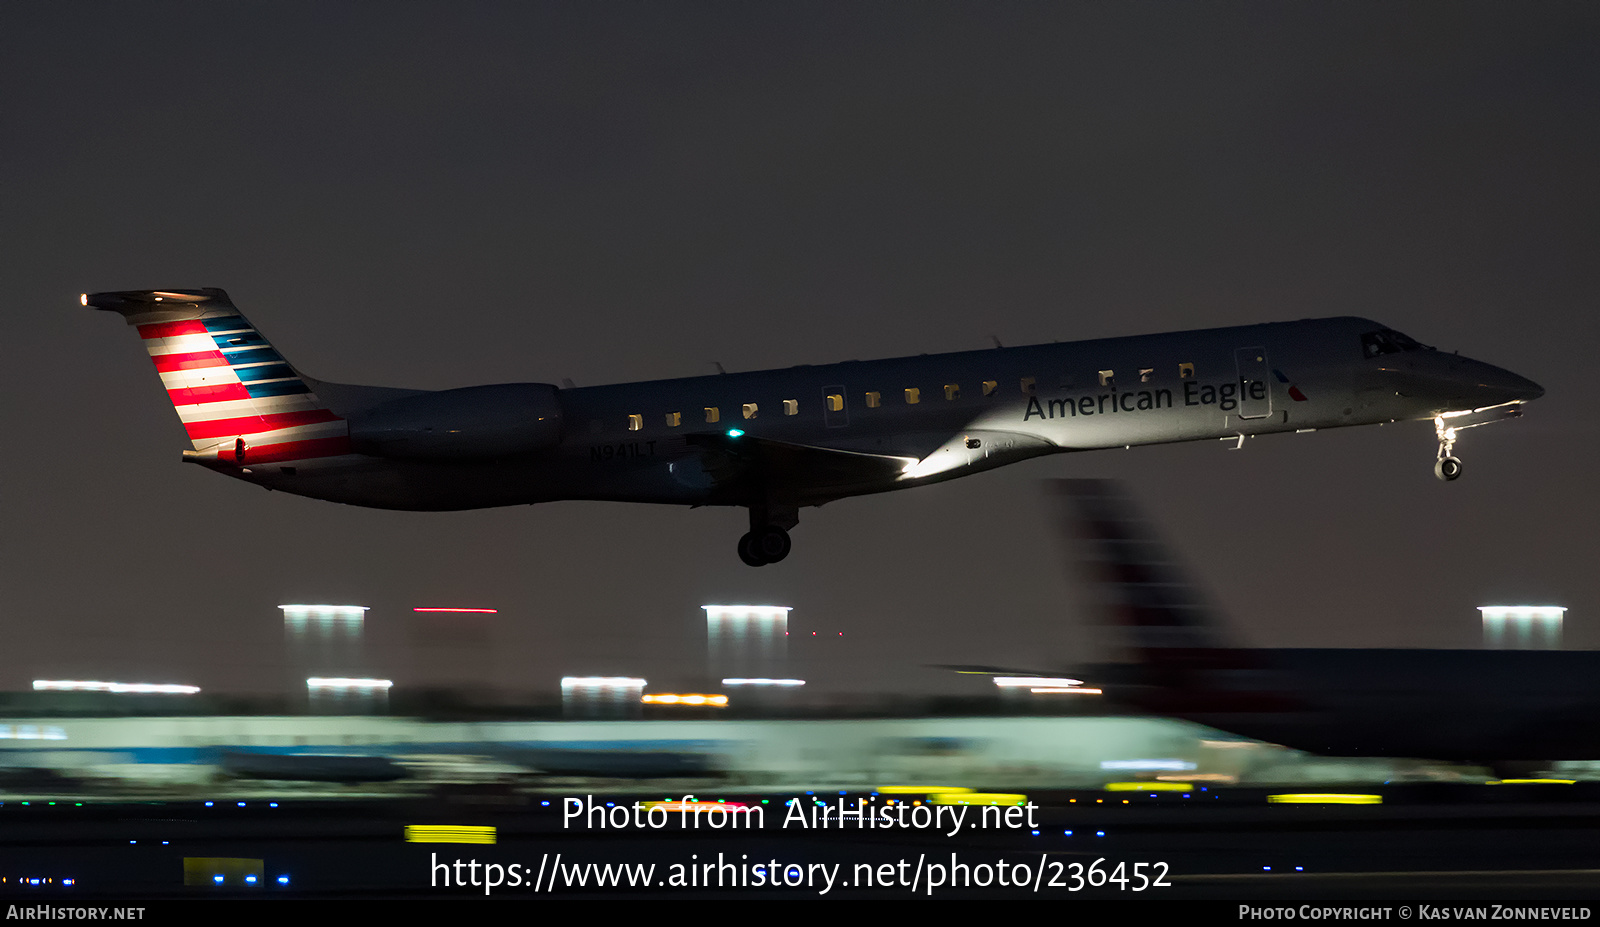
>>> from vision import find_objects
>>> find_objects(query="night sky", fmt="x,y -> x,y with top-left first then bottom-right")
2,3 -> 1595,701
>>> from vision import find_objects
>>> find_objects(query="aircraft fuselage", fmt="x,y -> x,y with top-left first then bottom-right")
254,317 -> 1538,510
87,289 -> 1542,564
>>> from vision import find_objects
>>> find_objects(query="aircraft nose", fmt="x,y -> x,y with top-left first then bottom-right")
1474,363 -> 1544,403
1392,354 -> 1545,410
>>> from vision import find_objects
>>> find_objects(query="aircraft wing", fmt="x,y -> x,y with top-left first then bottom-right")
683,432 -> 917,502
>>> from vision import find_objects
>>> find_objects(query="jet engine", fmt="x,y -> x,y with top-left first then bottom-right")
347,383 -> 563,460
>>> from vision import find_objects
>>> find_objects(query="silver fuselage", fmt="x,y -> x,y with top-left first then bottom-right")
245,316 -> 1540,511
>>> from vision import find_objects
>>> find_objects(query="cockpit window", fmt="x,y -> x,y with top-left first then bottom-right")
1361,329 -> 1431,358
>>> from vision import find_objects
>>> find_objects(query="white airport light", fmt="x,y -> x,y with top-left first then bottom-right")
33,680 -> 199,695
305,677 -> 392,691
279,605 -> 369,650
561,676 -> 646,719
1479,606 -> 1565,649
704,605 -> 791,679
721,678 -> 805,687
1030,687 -> 1103,695
993,676 -> 1083,688
280,604 -> 369,621
0,725 -> 67,740
1101,759 -> 1199,771
561,676 -> 647,689
703,605 -> 791,621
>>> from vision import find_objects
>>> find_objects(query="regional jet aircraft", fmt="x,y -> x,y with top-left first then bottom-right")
85,288 -> 1541,565
1042,480 -> 1597,773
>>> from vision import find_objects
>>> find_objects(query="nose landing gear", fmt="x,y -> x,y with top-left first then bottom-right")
1434,416 -> 1463,481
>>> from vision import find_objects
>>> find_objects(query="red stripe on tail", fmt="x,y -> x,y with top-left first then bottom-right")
183,409 -> 341,441
137,320 -> 211,339
167,383 -> 253,405
152,350 -> 228,372
230,436 -> 354,464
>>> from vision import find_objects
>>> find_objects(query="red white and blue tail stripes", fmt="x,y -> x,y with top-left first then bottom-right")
86,289 -> 352,465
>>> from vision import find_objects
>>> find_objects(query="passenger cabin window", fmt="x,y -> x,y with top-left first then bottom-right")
783,399 -> 798,416
826,394 -> 844,413
705,407 -> 720,424
944,384 -> 960,401
865,391 -> 881,408
627,414 -> 643,432
742,403 -> 758,420
1179,363 -> 1195,379
1020,377 -> 1036,396
904,388 -> 921,404
1098,370 -> 1114,387
665,412 -> 681,427
1139,368 -> 1154,383
982,380 -> 998,397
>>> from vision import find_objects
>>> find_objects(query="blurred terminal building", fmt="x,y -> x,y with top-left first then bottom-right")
0,603 -> 1580,792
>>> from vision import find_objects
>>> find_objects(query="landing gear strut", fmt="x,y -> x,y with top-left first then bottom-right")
737,504 -> 797,566
1434,416 -> 1463,482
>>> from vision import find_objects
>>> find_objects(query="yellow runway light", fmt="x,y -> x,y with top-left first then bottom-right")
405,825 -> 497,844
928,792 -> 1027,805
1105,782 -> 1192,792
1267,794 -> 1382,805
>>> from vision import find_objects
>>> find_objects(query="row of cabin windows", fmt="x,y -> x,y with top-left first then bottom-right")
618,363 -> 1200,431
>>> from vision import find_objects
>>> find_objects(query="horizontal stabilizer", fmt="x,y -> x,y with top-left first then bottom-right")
83,288 -> 232,323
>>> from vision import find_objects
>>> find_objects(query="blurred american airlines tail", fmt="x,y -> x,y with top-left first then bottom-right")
1053,479 -> 1306,714
83,288 -> 352,466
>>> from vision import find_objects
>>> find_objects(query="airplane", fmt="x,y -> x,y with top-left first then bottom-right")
1034,479 -> 1600,774
84,287 -> 1542,566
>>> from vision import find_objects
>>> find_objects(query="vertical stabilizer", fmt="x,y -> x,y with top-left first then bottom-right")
84,289 -> 352,465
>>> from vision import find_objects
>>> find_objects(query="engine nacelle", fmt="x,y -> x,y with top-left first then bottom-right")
348,383 -> 563,460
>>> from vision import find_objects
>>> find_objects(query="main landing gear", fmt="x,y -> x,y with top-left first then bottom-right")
738,504 -> 797,567
1434,415 -> 1463,482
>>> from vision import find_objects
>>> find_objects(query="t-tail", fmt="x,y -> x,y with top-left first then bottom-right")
1054,479 -> 1307,715
83,289 -> 352,467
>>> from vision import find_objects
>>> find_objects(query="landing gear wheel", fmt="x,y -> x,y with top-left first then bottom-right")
737,532 -> 767,567
1432,416 -> 1463,483
754,526 -> 791,564
736,526 -> 791,566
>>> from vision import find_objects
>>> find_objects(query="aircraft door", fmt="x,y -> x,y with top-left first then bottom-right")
822,385 -> 849,428
1234,347 -> 1272,420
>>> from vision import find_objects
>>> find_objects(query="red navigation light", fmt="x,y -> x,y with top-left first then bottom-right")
413,608 -> 499,614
